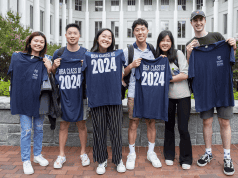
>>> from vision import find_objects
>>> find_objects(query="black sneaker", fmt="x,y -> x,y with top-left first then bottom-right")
197,153 -> 213,167
224,158 -> 235,176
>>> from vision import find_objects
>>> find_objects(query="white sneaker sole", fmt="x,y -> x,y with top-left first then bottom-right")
197,161 -> 208,167
224,170 -> 235,176
23,169 -> 34,175
96,164 -> 107,175
117,167 -> 126,173
82,160 -> 90,167
165,160 -> 173,166
126,163 -> 135,170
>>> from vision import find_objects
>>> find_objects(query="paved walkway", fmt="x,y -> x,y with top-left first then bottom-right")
0,145 -> 238,178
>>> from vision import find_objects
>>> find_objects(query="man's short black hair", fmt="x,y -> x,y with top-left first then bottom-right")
66,23 -> 80,32
132,18 -> 148,32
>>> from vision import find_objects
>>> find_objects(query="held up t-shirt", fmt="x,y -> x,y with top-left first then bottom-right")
82,50 -> 125,108
188,40 -> 235,112
133,57 -> 172,121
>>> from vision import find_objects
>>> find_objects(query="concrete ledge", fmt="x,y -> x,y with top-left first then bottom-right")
0,96 -> 238,147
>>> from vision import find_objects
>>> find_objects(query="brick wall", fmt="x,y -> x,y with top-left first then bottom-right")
1,96 -> 238,147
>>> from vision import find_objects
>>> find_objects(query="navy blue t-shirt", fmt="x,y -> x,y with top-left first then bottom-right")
82,50 -> 125,108
188,40 -> 235,112
133,57 -> 172,121
53,46 -> 87,122
7,52 -> 46,118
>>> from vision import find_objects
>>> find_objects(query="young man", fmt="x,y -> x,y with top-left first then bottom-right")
123,18 -> 162,170
186,10 -> 237,176
52,23 -> 90,169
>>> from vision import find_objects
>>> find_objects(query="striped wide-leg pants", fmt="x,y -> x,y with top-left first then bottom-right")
90,105 -> 123,165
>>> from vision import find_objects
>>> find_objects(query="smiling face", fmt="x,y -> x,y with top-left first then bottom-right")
65,27 -> 80,45
133,24 -> 149,43
191,16 -> 206,33
30,36 -> 45,56
159,35 -> 172,54
97,30 -> 112,52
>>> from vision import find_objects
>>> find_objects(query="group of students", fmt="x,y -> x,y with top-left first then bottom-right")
7,10 -> 237,176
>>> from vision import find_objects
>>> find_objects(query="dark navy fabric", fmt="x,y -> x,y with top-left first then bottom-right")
188,40 -> 235,112
82,50 -> 125,108
7,52 -> 46,118
55,60 -> 84,122
133,57 -> 172,121
53,46 -> 87,122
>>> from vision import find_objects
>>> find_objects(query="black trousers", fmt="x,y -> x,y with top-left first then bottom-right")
90,105 -> 122,165
164,97 -> 193,165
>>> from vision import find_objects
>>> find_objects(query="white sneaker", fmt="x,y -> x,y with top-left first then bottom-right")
23,160 -> 34,175
117,159 -> 126,173
126,153 -> 136,170
80,154 -> 90,166
182,164 -> 191,170
96,160 -> 107,175
34,154 -> 49,166
165,160 -> 173,166
147,151 -> 162,168
54,156 -> 66,169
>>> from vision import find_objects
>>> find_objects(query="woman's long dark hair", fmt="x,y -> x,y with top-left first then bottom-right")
155,30 -> 177,63
91,28 -> 115,53
23,31 -> 47,57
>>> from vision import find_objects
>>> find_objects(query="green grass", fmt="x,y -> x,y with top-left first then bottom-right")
0,80 -> 10,96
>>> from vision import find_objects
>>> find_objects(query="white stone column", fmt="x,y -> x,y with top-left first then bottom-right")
174,0 -> 178,47
202,0 -> 207,31
102,0 -> 106,28
227,0 -> 233,38
68,0 -> 73,23
0,0 -> 8,18
191,0 -> 196,38
155,0 -> 160,38
85,0 -> 89,49
19,0 -> 26,27
137,0 -> 141,18
62,0 -> 66,46
119,0 -> 124,49
54,0 -> 59,45
214,0 -> 219,32
33,0 -> 40,31
45,0 -> 50,43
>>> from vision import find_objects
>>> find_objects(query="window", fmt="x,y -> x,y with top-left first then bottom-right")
128,0 -> 136,11
115,44 -> 119,50
30,5 -> 33,29
127,21 -> 134,38
178,0 -> 186,11
95,21 -> 102,36
196,0 -> 203,10
59,19 -> 62,36
147,21 -> 152,38
50,0 -> 53,4
50,15 -> 53,34
177,45 -> 186,55
75,0 -> 82,11
144,0 -> 152,11
161,20 -> 169,31
161,0 -> 169,11
40,10 -> 44,32
59,0 -> 67,3
17,0 -> 19,13
75,20 -> 82,37
111,0 -> 119,11
237,11 -> 238,33
111,21 -> 119,38
95,1 -> 103,11
178,21 -> 186,38
211,18 -> 214,32
223,14 -> 227,34
224,0 -> 227,2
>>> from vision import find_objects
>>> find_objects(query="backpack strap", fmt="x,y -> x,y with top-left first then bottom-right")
53,47 -> 66,62
128,44 -> 134,65
147,43 -> 156,58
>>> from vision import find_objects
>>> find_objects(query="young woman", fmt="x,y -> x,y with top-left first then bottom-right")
8,32 -> 52,175
82,28 -> 126,175
155,30 -> 192,169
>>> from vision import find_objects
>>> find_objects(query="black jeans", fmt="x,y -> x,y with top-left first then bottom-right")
164,97 -> 192,165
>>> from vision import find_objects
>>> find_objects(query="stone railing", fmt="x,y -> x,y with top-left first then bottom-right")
0,96 -> 238,147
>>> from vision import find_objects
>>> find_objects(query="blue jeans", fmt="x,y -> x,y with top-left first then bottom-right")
20,115 -> 44,162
